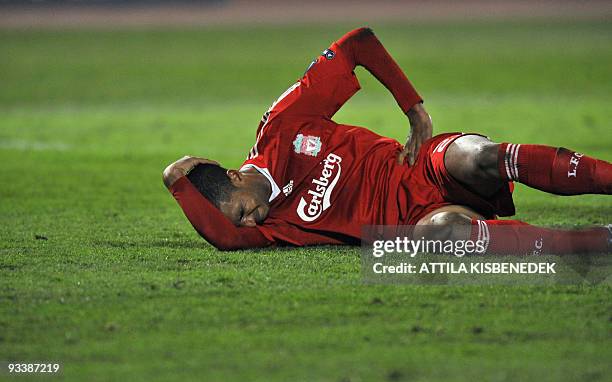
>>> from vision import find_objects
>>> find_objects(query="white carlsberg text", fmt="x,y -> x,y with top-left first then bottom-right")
297,153 -> 342,222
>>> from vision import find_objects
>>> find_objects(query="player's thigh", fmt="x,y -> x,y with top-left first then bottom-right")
445,135 -> 502,196
414,205 -> 482,241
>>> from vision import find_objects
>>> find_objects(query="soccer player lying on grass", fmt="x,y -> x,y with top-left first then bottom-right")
163,27 -> 611,253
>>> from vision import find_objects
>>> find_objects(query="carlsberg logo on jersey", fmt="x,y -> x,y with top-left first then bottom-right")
297,153 -> 342,222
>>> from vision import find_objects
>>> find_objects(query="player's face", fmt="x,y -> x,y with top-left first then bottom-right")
219,188 -> 270,228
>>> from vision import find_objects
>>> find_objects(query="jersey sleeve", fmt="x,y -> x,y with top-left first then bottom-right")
169,176 -> 272,250
265,27 -> 423,121
257,220 -> 347,246
169,177 -> 344,249
341,27 -> 423,113
261,40 -> 360,121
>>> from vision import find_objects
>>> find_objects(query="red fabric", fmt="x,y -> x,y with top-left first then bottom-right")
170,177 -> 272,250
170,28 -> 423,249
171,176 -> 344,249
498,143 -> 612,195
237,28 -> 425,246
336,27 -> 422,113
400,133 -> 516,224
247,27 -> 421,129
242,121 -> 408,244
171,28 -> 512,249
242,129 -> 518,246
470,218 -> 609,255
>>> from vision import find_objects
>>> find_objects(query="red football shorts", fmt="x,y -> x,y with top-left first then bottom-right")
400,132 -> 516,224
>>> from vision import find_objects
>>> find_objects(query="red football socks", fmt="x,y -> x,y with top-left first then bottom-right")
470,219 -> 610,255
498,143 -> 612,195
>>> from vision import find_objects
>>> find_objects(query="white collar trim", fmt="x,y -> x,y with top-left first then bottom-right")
239,164 -> 281,202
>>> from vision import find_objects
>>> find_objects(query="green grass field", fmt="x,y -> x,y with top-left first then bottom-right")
1,20 -> 611,381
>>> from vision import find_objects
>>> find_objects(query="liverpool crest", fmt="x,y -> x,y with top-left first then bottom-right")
293,134 -> 322,157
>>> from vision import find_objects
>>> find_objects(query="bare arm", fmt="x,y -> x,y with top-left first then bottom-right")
401,103 -> 433,166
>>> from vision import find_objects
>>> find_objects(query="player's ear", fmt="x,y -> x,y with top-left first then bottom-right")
226,169 -> 243,185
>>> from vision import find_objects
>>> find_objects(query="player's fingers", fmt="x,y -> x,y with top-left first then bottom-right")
193,157 -> 220,166
397,151 -> 405,165
397,147 -> 405,164
409,146 -> 420,165
397,146 -> 409,165
406,137 -> 418,165
414,137 -> 424,154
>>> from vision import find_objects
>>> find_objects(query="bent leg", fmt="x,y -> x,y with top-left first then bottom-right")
416,206 -> 610,255
444,135 -> 504,198
414,205 -> 481,242
445,134 -> 612,197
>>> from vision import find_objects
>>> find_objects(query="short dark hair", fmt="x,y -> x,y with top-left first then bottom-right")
186,164 -> 236,209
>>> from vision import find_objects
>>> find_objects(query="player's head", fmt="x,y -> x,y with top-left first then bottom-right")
187,164 -> 270,227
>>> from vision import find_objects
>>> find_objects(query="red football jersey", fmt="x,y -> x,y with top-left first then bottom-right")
241,40 -> 412,245
169,28 -> 425,249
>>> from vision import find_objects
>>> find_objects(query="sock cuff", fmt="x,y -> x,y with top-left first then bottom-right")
498,142 -> 521,181
470,219 -> 490,254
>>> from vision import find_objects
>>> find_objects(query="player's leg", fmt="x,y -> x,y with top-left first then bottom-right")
442,135 -> 504,197
413,205 -> 481,243
445,135 -> 612,196
415,206 -> 611,255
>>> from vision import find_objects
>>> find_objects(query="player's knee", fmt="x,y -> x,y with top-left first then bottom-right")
415,212 -> 471,241
473,142 -> 500,176
463,142 -> 496,171
430,211 -> 471,226
451,140 -> 500,182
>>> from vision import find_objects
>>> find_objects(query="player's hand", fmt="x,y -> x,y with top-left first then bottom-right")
162,156 -> 219,188
398,103 -> 433,165
173,155 -> 219,175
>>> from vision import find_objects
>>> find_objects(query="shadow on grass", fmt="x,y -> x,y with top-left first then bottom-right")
94,239 -> 208,250
94,239 -> 360,256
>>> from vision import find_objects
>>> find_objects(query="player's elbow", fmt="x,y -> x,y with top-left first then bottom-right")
349,27 -> 375,41
338,27 -> 375,48
162,165 -> 180,189
355,26 -> 374,37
